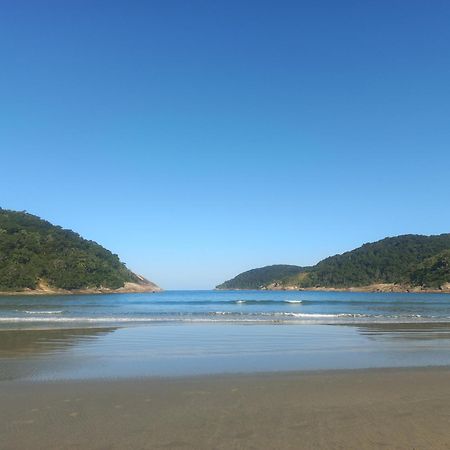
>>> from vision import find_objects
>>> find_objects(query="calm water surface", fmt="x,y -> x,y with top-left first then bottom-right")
1,290 -> 450,381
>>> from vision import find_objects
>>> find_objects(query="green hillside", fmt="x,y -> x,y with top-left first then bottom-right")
217,234 -> 450,290
218,265 -> 306,290
0,209 -> 151,292
410,249 -> 450,288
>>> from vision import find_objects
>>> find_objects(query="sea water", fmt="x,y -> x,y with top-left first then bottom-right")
1,290 -> 450,380
1,290 -> 450,326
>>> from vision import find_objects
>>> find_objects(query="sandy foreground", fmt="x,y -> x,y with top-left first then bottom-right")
1,368 -> 450,450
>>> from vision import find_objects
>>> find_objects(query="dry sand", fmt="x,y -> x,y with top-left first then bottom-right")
1,367 -> 450,449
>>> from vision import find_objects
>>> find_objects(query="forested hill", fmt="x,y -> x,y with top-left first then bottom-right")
0,209 -> 159,293
216,234 -> 450,291
218,265 -> 307,290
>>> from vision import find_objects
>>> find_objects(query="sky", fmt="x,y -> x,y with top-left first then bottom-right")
1,0 -> 450,289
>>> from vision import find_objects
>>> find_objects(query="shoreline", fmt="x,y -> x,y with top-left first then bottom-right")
217,283 -> 450,294
2,366 -> 450,449
2,321 -> 450,383
3,364 -> 450,386
0,281 -> 162,296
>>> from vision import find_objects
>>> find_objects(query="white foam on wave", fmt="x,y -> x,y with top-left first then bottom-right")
23,310 -> 63,315
0,312 -> 439,325
0,317 -> 158,323
281,312 -> 360,318
266,312 -> 359,318
0,316 -> 281,324
0,313 -> 356,323
213,311 -> 362,318
284,300 -> 302,304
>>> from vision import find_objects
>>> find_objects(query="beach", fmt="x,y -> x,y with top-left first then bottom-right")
1,367 -> 450,449
2,290 -> 450,449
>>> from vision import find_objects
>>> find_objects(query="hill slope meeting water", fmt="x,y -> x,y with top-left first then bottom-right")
0,209 -> 160,295
217,234 -> 450,293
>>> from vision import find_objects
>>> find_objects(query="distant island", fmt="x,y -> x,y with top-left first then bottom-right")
217,234 -> 450,293
0,209 -> 160,295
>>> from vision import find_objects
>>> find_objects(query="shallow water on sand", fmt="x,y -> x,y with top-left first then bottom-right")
1,290 -> 450,381
1,322 -> 450,381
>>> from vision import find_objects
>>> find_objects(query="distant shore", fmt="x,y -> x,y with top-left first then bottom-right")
2,367 -> 450,449
217,282 -> 450,294
0,281 -> 162,296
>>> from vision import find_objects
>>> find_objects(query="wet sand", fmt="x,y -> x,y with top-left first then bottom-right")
1,367 -> 450,449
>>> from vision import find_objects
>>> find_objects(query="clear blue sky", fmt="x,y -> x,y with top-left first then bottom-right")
1,1 -> 449,289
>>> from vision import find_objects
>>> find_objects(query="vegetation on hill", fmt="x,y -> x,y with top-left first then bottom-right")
0,209 -> 145,291
217,234 -> 450,290
410,250 -> 450,288
304,234 -> 450,288
218,265 -> 306,290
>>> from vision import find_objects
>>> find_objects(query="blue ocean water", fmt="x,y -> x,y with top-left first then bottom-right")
0,290 -> 449,327
1,291 -> 450,381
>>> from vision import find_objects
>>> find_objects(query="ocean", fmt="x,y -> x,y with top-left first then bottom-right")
1,290 -> 450,381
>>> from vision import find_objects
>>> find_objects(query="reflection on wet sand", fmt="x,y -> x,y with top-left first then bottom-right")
2,322 -> 450,382
0,327 -> 117,357
0,327 -> 117,381
353,322 -> 450,340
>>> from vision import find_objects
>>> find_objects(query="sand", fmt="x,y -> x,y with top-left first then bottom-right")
1,367 -> 450,449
